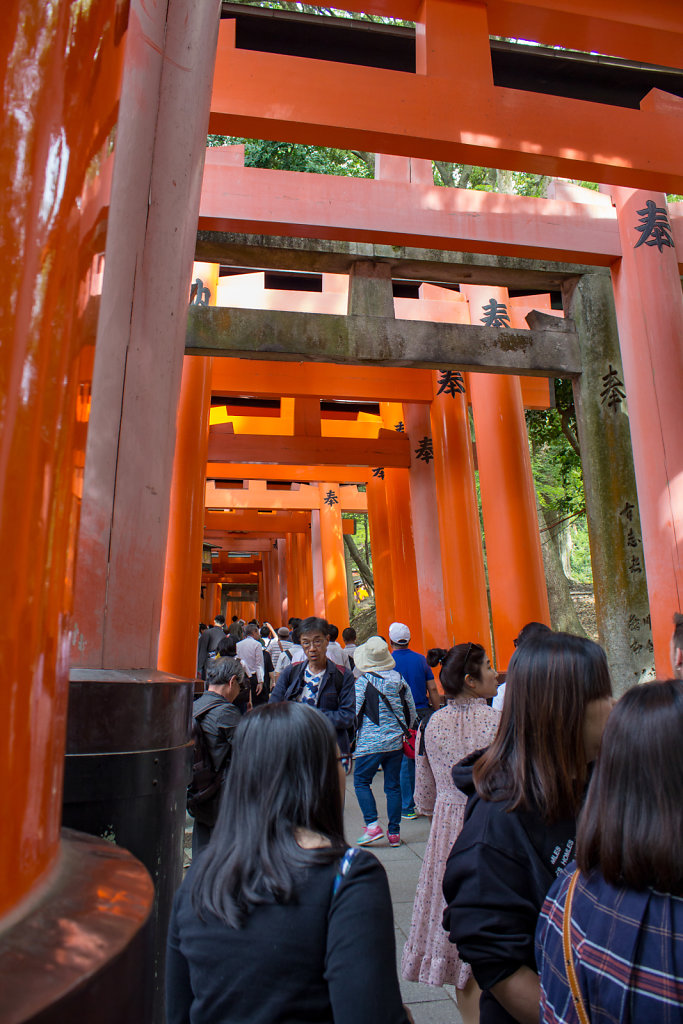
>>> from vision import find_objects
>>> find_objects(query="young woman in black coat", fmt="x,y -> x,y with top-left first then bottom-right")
166,701 -> 411,1024
442,632 -> 614,1024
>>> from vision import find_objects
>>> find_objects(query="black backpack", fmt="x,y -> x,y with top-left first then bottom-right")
187,700 -> 228,827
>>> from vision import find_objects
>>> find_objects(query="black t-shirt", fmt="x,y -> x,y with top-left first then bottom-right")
166,850 -> 409,1024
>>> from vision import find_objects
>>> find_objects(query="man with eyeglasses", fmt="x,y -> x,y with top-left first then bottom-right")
269,616 -> 356,769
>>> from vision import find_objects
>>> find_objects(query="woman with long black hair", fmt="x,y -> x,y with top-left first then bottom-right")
166,701 -> 411,1024
442,631 -> 614,1024
536,679 -> 683,1023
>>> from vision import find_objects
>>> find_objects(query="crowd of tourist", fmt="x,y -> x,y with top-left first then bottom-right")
167,611 -> 683,1023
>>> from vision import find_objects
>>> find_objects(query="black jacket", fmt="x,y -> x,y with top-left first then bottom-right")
442,753 -> 578,1024
197,625 -> 225,677
269,659 -> 356,754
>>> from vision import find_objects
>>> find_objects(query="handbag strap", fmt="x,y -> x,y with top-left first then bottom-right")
562,870 -> 590,1024
367,674 -> 411,737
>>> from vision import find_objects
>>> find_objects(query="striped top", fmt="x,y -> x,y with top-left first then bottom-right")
536,866 -> 683,1024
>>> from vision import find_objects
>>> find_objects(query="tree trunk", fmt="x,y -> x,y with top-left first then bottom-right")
343,534 -> 375,593
537,501 -> 587,636
344,542 -> 356,618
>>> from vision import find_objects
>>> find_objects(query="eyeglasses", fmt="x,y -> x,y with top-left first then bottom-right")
301,637 -> 326,649
462,642 -> 474,672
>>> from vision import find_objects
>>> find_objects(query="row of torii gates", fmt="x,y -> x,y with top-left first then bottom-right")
185,251 -> 570,668
3,0 -> 683,1021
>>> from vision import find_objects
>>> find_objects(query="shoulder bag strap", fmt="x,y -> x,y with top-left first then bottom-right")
369,675 -> 411,738
562,870 -> 590,1024
331,847 -> 360,899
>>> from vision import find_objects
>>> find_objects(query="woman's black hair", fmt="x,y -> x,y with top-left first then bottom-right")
190,702 -> 347,927
426,643 -> 486,698
577,679 -> 683,895
474,631 -> 612,822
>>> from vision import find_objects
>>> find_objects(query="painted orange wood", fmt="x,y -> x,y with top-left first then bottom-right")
464,286 -> 550,667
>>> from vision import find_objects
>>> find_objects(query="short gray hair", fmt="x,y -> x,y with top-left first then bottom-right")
206,657 -> 247,689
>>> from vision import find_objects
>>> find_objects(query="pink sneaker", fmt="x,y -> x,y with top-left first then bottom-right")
357,824 -> 384,846
387,833 -> 401,847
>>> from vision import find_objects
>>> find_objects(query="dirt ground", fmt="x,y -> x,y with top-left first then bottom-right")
569,584 -> 598,641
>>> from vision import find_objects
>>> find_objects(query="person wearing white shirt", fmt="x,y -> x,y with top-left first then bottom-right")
237,625 -> 266,709
327,624 -> 351,670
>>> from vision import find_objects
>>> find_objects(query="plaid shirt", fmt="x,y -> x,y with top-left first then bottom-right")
536,866 -> 683,1024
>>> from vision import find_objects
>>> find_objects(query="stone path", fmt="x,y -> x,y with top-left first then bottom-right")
183,773 -> 463,1023
343,772 -> 463,1024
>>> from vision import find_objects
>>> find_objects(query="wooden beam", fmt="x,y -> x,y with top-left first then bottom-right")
205,511 -> 311,532
206,480 -> 367,511
207,427 -> 412,467
207,463 -> 371,483
211,22 -> 683,193
188,306 -> 581,377
204,536 -> 274,551
210,357 -> 434,403
199,158 -> 621,267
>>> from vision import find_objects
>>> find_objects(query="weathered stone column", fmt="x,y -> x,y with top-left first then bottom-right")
564,272 -> 654,689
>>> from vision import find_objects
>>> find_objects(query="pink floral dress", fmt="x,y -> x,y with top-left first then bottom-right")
401,698 -> 500,988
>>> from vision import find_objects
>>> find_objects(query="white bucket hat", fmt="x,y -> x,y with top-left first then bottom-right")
354,636 -> 396,674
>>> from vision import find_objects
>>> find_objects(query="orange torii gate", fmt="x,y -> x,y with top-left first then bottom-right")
4,1 -> 683,1017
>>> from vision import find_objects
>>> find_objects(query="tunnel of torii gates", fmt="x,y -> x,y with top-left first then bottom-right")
3,0 -> 683,1020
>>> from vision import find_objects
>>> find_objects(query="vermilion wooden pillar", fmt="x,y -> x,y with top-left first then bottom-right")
277,538 -> 288,622
609,187 -> 683,673
463,286 -> 550,667
310,509 -> 327,617
318,484 -> 350,631
380,402 -> 424,647
430,372 -> 490,650
158,264 -> 217,678
0,0 -> 128,923
71,0 -> 221,670
366,475 -> 396,640
403,403 -> 448,650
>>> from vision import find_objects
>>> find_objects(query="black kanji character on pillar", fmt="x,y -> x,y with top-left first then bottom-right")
626,527 -> 641,548
628,555 -> 642,575
619,501 -> 635,522
600,365 -> 626,410
647,638 -> 654,653
323,489 -> 339,507
629,637 -> 643,655
394,422 -> 405,433
190,277 -> 211,305
642,614 -> 651,628
372,467 -> 385,480
633,200 -> 674,252
480,298 -> 511,328
436,369 -> 466,397
627,614 -> 641,632
414,436 -> 434,463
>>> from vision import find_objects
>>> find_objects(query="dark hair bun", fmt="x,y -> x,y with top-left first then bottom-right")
427,647 -> 448,668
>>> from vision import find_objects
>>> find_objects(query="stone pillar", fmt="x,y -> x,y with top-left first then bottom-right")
608,187 -> 683,674
464,285 -> 550,668
403,404 -> 448,650
563,272 -> 654,688
429,371 -> 490,650
158,265 -> 217,678
318,484 -> 350,631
